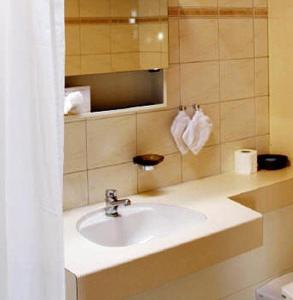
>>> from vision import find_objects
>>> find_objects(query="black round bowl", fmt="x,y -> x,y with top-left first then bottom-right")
133,154 -> 164,167
257,154 -> 289,170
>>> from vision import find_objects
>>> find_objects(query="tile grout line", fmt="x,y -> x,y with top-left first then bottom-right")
135,111 -> 139,194
177,5 -> 184,184
253,5 -> 258,142
85,119 -> 90,205
265,8 -> 271,149
217,0 -> 223,173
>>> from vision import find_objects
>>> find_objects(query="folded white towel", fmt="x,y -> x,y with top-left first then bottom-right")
182,109 -> 213,155
64,91 -> 84,115
171,110 -> 191,155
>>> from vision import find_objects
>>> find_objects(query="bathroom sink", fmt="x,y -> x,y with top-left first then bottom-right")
77,203 -> 207,247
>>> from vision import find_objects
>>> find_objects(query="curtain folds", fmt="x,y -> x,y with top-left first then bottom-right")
0,1 -> 65,300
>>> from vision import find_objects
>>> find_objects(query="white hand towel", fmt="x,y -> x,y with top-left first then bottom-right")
171,110 -> 191,155
64,91 -> 84,115
182,109 -> 213,155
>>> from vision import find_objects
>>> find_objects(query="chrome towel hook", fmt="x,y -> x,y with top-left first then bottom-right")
192,104 -> 200,111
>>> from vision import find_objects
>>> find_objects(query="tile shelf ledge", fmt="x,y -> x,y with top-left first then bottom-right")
64,102 -> 167,123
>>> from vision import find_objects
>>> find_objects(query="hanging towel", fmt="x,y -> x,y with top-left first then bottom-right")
182,109 -> 213,155
171,110 -> 191,155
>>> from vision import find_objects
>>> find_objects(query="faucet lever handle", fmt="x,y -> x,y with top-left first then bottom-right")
105,189 -> 117,199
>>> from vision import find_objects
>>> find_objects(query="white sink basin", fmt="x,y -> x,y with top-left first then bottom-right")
77,203 -> 207,247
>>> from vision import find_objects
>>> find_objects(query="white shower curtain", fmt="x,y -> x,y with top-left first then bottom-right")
0,1 -> 65,300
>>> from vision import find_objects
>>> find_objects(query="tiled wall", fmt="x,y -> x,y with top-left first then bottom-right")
269,0 -> 293,160
65,0 -> 168,75
63,0 -> 269,210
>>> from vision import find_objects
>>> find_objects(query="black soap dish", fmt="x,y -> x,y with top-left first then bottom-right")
258,154 -> 289,170
133,154 -> 164,171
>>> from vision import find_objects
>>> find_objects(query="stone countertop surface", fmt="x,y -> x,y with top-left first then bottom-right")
64,167 -> 293,278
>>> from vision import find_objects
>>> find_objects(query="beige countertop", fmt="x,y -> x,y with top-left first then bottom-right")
64,167 -> 293,276
64,167 -> 293,300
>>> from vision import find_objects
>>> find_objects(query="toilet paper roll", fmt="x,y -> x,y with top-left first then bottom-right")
234,149 -> 258,175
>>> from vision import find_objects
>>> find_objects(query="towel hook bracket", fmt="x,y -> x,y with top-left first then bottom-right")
179,105 -> 187,111
192,104 -> 200,111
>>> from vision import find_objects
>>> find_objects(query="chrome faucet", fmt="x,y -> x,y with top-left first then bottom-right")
105,189 -> 131,217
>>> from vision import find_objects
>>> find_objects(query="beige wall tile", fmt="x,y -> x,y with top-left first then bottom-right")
220,59 -> 254,101
256,135 -> 270,154
221,98 -> 256,142
111,24 -> 139,53
219,0 -> 253,7
160,0 -> 168,16
111,0 -> 138,17
254,0 -> 267,7
138,0 -> 160,17
201,103 -> 220,146
66,56 -> 81,76
140,52 -> 162,70
112,53 -> 140,72
139,23 -> 162,52
65,0 -> 79,18
255,57 -> 269,96
80,0 -> 110,17
166,64 -> 181,108
180,19 -> 219,63
65,24 -> 80,56
87,115 -> 136,168
138,153 -> 181,192
168,0 -> 178,6
81,54 -> 112,75
88,163 -> 137,204
254,19 -> 268,57
221,137 -> 256,173
168,18 -> 180,64
137,109 -> 178,155
256,96 -> 269,135
161,22 -> 169,53
80,24 -> 110,55
161,52 -> 169,68
219,19 -> 254,60
64,121 -> 87,174
181,61 -> 220,105
63,171 -> 88,210
182,145 -> 221,182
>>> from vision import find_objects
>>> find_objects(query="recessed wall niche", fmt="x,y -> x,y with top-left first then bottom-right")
65,69 -> 165,112
65,0 -> 168,113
